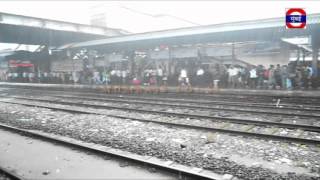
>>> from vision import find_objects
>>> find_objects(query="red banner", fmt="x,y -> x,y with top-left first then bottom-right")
9,60 -> 34,67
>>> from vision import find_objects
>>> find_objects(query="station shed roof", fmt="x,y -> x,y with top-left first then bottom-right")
0,12 -> 129,46
58,13 -> 320,52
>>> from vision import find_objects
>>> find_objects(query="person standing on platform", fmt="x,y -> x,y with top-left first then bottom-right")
280,65 -> 289,89
288,62 -> 296,89
72,72 -> 79,84
256,65 -> 265,89
179,68 -> 188,86
162,72 -> 168,86
116,70 -> 122,85
196,67 -> 204,87
110,70 -> 116,85
101,71 -> 109,85
22,72 -> 28,83
249,67 -> 258,89
238,67 -> 247,88
227,65 -> 238,88
268,65 -> 276,89
121,70 -> 128,85
157,67 -> 163,86
13,72 -> 19,82
7,72 -> 12,82
28,72 -> 35,83
274,64 -> 282,89
306,65 -> 313,89
93,71 -> 101,84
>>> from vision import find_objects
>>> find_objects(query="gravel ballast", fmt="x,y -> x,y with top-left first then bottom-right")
0,102 -> 319,179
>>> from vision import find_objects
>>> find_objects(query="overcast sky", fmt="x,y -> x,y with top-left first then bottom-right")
0,1 -> 319,33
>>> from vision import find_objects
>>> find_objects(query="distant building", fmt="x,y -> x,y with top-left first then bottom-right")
90,13 -> 107,27
89,4 -> 130,34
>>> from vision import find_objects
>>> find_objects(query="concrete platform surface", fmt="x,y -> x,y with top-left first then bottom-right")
0,82 -> 320,97
0,128 -> 177,179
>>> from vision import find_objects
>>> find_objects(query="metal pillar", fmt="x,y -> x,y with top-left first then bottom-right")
231,43 -> 235,64
312,47 -> 318,77
311,27 -> 320,77
128,51 -> 135,75
168,46 -> 173,76
302,49 -> 305,60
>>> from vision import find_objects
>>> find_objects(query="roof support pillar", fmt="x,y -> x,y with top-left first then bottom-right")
168,46 -> 174,76
231,43 -> 235,65
311,27 -> 320,78
128,50 -> 135,75
312,47 -> 318,77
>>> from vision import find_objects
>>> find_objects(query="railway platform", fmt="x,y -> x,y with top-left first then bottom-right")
1,82 -> 320,97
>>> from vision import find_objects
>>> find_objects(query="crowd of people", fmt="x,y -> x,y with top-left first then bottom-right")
211,63 -> 316,90
2,62 -> 319,90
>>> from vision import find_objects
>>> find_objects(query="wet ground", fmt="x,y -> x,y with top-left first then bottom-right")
0,128 -> 178,180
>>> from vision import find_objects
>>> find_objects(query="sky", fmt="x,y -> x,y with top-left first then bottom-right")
0,1 -> 319,33
0,1 -> 319,50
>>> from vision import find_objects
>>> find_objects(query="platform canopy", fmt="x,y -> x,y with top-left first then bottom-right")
58,13 -> 320,52
0,12 -> 128,46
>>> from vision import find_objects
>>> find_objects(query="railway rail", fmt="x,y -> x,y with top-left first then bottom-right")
1,87 -> 320,111
106,91 -> 320,107
0,166 -> 24,180
0,123 -> 223,180
52,93 -> 320,111
2,83 -> 320,99
1,88 -> 320,121
2,95 -> 319,132
48,94 -> 320,118
158,91 -> 320,104
0,98 -> 319,145
5,85 -> 320,104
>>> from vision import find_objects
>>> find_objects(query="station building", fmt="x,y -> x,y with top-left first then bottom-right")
0,12 -> 319,87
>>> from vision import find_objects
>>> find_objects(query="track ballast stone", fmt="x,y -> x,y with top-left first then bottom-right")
0,102 -> 319,179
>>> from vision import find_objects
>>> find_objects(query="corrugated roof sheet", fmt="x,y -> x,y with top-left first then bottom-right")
58,13 -> 320,50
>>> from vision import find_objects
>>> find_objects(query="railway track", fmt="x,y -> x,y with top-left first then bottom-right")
0,98 -> 319,145
48,94 -> 320,118
1,88 -> 320,121
3,83 -> 320,101
0,123 -> 221,180
115,92 -> 320,107
2,87 -> 320,111
2,95 -> 319,132
162,91 -> 320,102
52,93 -> 320,111
0,166 -> 24,180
